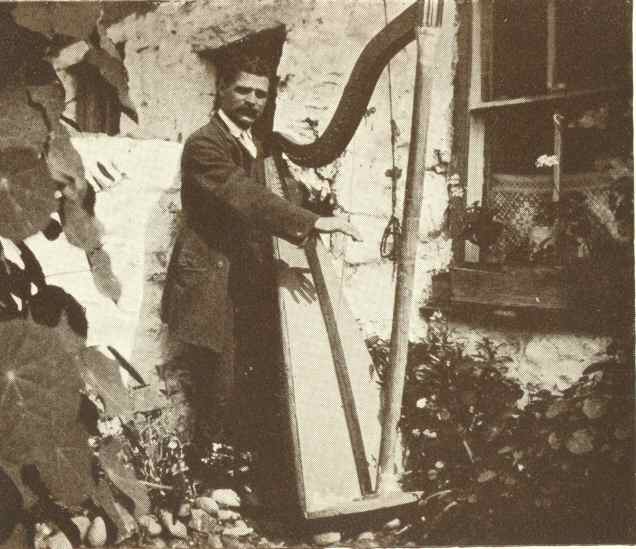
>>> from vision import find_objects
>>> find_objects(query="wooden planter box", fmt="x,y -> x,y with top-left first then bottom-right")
425,261 -> 630,333
450,264 -> 566,310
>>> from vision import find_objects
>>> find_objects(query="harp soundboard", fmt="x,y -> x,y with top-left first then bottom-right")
265,156 -> 415,519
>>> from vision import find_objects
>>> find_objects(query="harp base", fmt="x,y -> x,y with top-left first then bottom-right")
304,491 -> 422,520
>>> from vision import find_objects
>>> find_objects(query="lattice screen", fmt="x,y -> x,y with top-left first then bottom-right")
486,172 -> 618,261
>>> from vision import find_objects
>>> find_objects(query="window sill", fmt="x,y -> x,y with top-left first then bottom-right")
469,85 -> 626,113
424,263 -> 630,334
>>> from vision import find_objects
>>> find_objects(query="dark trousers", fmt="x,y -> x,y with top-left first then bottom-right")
178,341 -> 236,448
173,281 -> 283,452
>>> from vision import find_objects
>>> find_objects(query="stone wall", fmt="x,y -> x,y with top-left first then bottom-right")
99,0 -> 610,398
107,0 -> 458,339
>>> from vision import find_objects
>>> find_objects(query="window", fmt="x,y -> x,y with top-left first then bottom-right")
486,0 -> 630,100
463,0 -> 632,264
69,60 -> 121,135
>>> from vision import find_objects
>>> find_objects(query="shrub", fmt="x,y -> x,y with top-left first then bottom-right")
368,314 -> 635,545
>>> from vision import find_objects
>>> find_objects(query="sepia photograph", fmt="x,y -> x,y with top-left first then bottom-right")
0,0 -> 633,547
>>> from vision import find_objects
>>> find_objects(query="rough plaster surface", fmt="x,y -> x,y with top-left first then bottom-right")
4,136 -> 183,410
450,321 -> 611,404
14,0 -> 606,401
108,0 -> 458,337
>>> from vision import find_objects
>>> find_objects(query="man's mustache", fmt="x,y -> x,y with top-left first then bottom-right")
237,107 -> 258,117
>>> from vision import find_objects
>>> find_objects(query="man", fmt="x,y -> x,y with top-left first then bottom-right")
162,56 -> 361,462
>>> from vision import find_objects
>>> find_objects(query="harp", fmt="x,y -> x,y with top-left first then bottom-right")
263,0 -> 442,519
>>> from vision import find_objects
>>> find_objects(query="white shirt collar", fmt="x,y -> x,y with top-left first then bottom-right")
217,109 -> 257,158
217,109 -> 252,140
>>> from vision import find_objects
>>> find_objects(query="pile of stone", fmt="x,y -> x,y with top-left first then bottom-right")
30,488 -> 270,549
27,487 -> 411,548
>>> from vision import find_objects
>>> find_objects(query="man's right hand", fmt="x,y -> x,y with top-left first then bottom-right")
314,217 -> 363,241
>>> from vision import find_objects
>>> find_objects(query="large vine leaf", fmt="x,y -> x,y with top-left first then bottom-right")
0,78 -> 90,242
1,6 -> 137,247
13,2 -> 159,43
28,82 -> 90,204
0,8 -> 53,88
14,2 -> 138,122
0,160 -> 57,241
28,83 -> 106,254
0,465 -> 23,544
91,479 -> 136,543
84,17 -> 138,123
86,247 -> 122,304
13,3 -> 102,41
98,437 -> 151,518
76,347 -> 132,420
0,320 -> 96,506
0,84 -> 58,240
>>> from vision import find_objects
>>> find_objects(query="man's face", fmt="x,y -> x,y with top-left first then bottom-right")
219,71 -> 270,130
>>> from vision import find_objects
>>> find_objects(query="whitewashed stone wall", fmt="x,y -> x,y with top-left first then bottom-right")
99,0 -> 610,399
108,0 -> 458,340
452,321 -> 610,403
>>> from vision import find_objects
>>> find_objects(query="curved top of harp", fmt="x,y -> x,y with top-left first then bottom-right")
272,2 -> 417,169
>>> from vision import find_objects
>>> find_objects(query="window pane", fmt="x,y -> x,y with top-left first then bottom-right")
489,96 -> 631,175
489,104 -> 554,175
556,0 -> 632,89
491,0 -> 548,99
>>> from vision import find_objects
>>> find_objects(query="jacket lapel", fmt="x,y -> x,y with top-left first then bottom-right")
211,113 -> 262,180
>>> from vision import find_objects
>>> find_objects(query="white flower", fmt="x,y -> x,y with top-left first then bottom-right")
535,154 -> 559,168
450,185 -> 465,198
416,397 -> 428,409
167,439 -> 178,450
88,436 -> 100,449
435,460 -> 445,469
411,428 -> 422,436
97,416 -> 123,437
423,429 -> 438,439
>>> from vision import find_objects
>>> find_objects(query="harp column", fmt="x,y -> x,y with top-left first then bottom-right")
376,0 -> 444,494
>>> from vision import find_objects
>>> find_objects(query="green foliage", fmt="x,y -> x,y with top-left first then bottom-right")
96,408 -> 255,515
458,201 -> 503,251
369,315 -> 635,545
0,320 -> 96,507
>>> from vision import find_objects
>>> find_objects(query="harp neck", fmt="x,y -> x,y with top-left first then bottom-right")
272,2 -> 418,168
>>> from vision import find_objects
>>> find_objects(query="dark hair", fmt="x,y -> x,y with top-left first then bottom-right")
217,53 -> 272,90
30,285 -> 88,339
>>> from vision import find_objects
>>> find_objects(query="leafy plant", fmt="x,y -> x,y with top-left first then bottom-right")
459,201 -> 503,251
369,313 -> 635,545
0,320 -> 96,507
398,314 -> 522,494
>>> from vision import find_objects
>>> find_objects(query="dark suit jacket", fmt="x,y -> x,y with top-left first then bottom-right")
161,114 -> 319,352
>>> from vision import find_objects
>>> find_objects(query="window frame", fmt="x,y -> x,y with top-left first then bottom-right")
462,0 -> 629,263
